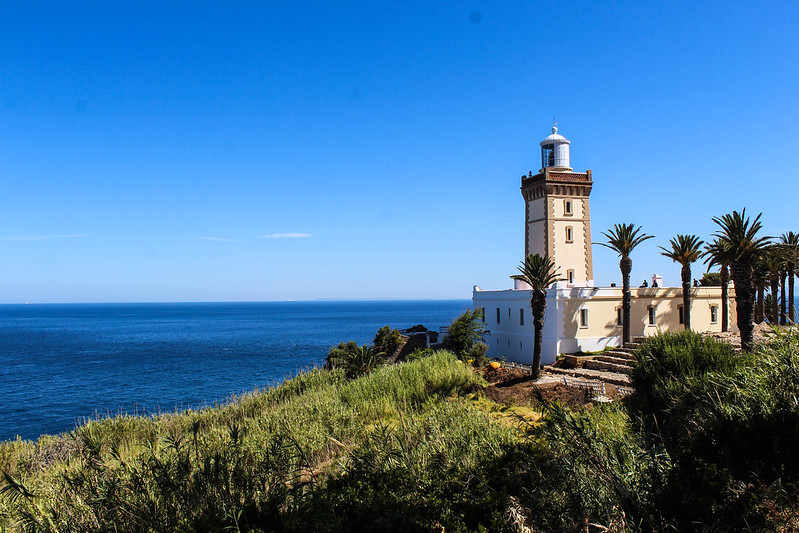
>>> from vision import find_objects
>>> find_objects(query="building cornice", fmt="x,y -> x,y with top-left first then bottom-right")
521,168 -> 593,201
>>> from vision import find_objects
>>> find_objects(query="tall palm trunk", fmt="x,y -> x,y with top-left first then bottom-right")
756,285 -> 765,323
721,264 -> 729,332
789,262 -> 796,323
732,259 -> 756,351
681,263 -> 692,330
531,290 -> 546,379
781,271 -> 788,325
620,255 -> 632,345
770,272 -> 780,324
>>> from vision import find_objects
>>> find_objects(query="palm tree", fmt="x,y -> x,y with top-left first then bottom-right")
600,224 -> 654,345
704,238 -> 731,332
660,234 -> 704,330
711,209 -> 771,351
754,258 -> 768,323
515,253 -> 561,379
780,231 -> 799,322
762,247 -> 783,324
780,266 -> 788,325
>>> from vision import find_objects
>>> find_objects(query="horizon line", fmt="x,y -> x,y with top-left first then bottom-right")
0,298 -> 473,306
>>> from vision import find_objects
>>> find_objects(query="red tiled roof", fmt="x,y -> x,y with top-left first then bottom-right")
549,172 -> 590,182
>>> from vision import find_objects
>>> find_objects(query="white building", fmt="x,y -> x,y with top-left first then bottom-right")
472,127 -> 735,366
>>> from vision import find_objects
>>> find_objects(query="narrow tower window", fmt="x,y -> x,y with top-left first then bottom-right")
710,306 -> 718,323
678,306 -> 684,325
648,306 -> 656,325
564,200 -> 572,215
567,269 -> 575,284
519,309 -> 524,326
580,308 -> 589,328
617,308 -> 623,326
496,308 -> 501,324
565,226 -> 573,243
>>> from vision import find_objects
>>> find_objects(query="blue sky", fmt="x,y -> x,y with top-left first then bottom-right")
1,1 -> 797,303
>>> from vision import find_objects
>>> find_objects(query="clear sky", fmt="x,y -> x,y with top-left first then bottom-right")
1,1 -> 797,303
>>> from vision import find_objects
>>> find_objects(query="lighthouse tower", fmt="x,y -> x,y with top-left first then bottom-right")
521,126 -> 594,285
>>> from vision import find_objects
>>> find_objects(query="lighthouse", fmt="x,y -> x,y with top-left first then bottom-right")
521,126 -> 594,286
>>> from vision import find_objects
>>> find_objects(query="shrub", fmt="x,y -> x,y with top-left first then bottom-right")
442,309 -> 486,359
291,401 -> 518,532
373,326 -> 403,357
628,330 -> 741,424
530,400 -> 671,531
699,272 -> 721,286
626,330 -> 799,529
326,341 -> 385,378
468,342 -> 488,367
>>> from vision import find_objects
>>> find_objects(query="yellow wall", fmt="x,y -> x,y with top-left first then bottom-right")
527,197 -> 546,257
547,194 -> 592,283
560,287 -> 737,339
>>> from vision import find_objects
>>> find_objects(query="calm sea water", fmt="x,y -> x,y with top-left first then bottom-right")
0,300 -> 471,442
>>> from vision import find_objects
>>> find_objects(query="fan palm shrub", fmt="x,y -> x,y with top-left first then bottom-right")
600,224 -> 654,345
326,341 -> 385,378
660,234 -> 704,330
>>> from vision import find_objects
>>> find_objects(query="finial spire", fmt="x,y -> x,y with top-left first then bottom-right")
552,117 -> 558,134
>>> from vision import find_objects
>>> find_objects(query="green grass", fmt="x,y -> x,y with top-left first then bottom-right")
4,335 -> 799,532
0,350 -> 509,532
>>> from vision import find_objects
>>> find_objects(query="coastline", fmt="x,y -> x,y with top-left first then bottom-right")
0,300 -> 470,442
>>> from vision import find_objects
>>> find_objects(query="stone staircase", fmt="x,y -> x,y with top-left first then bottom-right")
544,337 -> 646,387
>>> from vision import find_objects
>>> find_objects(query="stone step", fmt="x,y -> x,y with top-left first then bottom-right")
544,365 -> 631,386
584,359 -> 633,375
612,346 -> 637,354
594,355 -> 634,366
631,336 -> 648,344
604,350 -> 636,361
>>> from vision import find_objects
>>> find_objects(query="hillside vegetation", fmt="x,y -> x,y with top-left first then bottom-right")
2,332 -> 799,531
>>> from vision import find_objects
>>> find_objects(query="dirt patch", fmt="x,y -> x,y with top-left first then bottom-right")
484,380 -> 591,409
483,366 -> 529,385
480,366 -> 609,409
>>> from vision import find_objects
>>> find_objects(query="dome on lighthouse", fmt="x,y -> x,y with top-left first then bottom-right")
539,126 -> 570,147
539,125 -> 572,170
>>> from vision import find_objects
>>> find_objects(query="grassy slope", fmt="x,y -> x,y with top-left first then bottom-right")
4,333 -> 799,532
0,351 -> 523,532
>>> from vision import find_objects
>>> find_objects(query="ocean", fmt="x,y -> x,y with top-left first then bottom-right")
0,300 -> 471,442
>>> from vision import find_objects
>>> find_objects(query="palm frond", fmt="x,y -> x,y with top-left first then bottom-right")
598,223 -> 654,257
659,234 -> 704,266
703,237 -> 732,269
710,209 -> 771,262
515,253 -> 561,291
